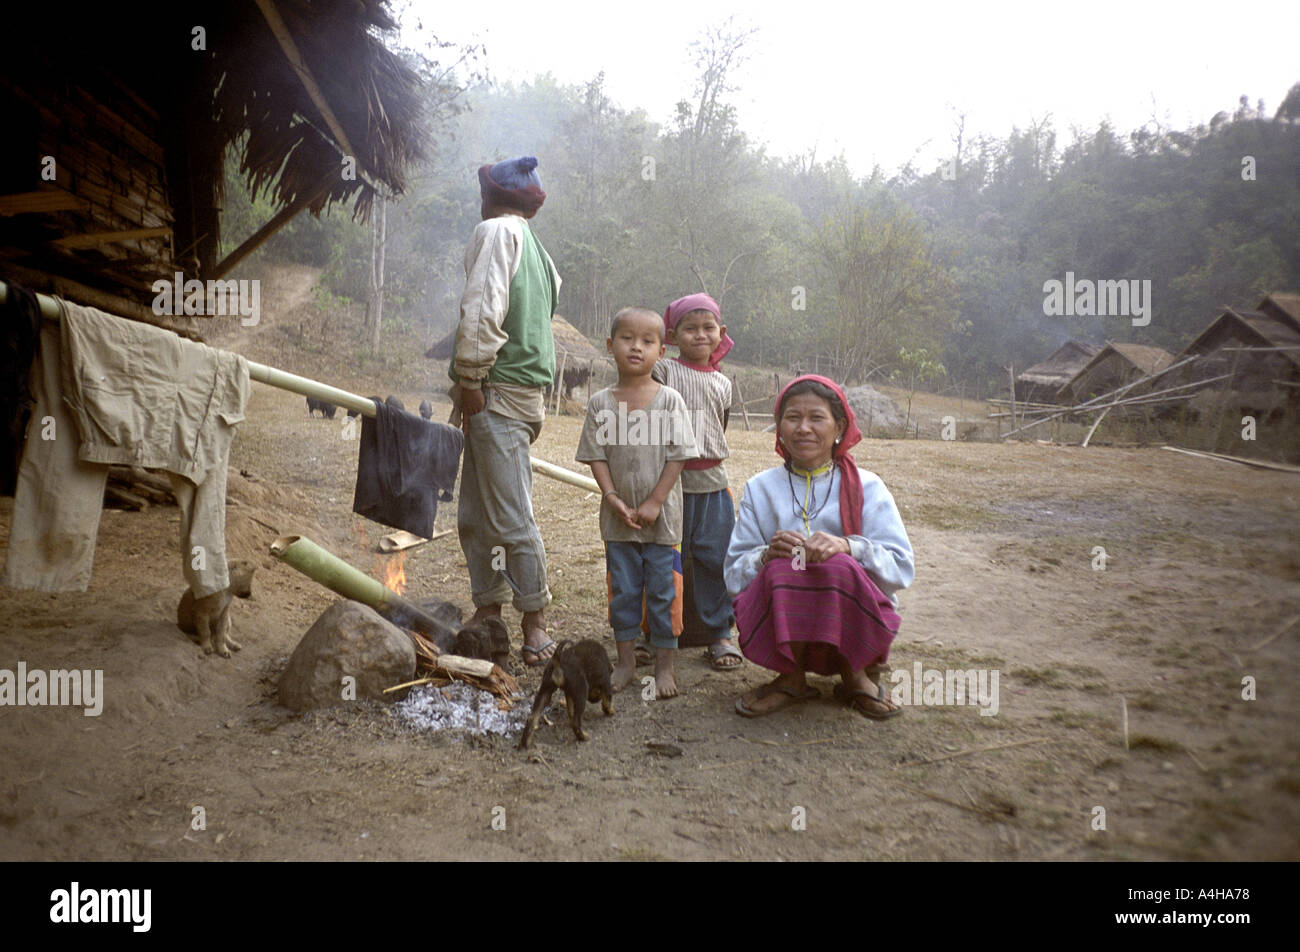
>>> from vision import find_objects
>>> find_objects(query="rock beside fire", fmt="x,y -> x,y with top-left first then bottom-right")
279,599 -> 416,711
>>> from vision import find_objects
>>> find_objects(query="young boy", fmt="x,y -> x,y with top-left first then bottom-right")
651,294 -> 742,670
576,307 -> 698,698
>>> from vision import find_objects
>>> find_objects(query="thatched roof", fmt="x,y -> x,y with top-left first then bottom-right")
1057,341 -> 1174,402
1014,340 -> 1100,401
1258,292 -> 1300,331
1183,308 -> 1300,369
1018,340 -> 1101,386
210,0 -> 427,229
551,314 -> 607,363
0,1 -> 426,313
1147,307 -> 1300,395
426,315 -> 608,364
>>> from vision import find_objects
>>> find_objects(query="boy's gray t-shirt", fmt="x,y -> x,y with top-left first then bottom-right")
576,385 -> 698,545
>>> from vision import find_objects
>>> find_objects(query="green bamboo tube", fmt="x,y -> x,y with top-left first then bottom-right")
270,534 -> 397,611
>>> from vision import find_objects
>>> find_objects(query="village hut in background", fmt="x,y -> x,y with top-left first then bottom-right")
1147,301 -> 1300,410
0,1 -> 426,334
1057,342 -> 1174,404
1014,340 -> 1100,403
1257,292 -> 1300,330
1134,294 -> 1300,461
548,314 -> 609,401
426,314 -> 610,409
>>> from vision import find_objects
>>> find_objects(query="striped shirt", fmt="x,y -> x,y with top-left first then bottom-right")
652,357 -> 732,493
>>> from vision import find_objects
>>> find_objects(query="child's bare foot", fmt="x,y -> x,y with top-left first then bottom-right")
612,640 -> 638,692
654,647 -> 678,698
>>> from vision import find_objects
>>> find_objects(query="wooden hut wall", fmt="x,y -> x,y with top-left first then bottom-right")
0,71 -> 175,293
1058,350 -> 1125,402
1173,318 -> 1297,383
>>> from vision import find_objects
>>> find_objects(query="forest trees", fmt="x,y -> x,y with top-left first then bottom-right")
217,22 -> 1300,399
811,201 -> 958,384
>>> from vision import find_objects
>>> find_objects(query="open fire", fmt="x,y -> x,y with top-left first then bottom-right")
381,550 -> 407,597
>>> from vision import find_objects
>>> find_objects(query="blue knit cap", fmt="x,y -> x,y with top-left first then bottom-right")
488,156 -> 541,190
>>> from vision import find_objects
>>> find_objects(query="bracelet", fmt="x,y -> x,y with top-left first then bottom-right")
603,490 -> 618,500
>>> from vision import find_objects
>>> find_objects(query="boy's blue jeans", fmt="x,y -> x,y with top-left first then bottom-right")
606,541 -> 678,650
682,488 -> 736,639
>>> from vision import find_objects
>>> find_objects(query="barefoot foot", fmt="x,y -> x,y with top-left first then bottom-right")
654,647 -> 678,699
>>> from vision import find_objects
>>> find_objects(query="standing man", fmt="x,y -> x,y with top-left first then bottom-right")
450,156 -> 561,666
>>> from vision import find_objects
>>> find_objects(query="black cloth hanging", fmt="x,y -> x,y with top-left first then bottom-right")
353,398 -> 463,538
1,281 -> 44,496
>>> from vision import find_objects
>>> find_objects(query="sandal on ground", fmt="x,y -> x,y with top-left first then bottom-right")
705,642 -> 744,671
734,681 -> 819,718
834,680 -> 904,720
634,643 -> 653,667
521,637 -> 557,667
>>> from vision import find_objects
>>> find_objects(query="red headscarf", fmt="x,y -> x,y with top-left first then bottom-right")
773,375 -> 864,536
663,293 -> 734,369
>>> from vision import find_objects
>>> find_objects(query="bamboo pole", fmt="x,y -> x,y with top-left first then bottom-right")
529,457 -> 599,493
1001,353 -> 1212,439
1080,406 -> 1111,448
269,534 -> 457,650
2,279 -> 597,495
253,0 -> 360,161
0,267 -> 168,328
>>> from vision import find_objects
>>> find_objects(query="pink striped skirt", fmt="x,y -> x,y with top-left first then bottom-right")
733,553 -> 900,676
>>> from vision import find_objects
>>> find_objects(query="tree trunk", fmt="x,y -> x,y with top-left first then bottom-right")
370,193 -> 387,355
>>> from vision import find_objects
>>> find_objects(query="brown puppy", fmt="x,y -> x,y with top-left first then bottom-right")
177,560 -> 256,658
453,617 -> 512,671
517,639 -> 613,749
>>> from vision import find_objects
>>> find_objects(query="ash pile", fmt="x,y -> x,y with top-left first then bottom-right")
393,682 -> 530,737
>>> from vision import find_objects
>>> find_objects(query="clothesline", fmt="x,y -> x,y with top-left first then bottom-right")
0,280 -> 598,494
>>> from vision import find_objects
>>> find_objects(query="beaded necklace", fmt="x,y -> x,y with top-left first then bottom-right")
785,460 -> 834,535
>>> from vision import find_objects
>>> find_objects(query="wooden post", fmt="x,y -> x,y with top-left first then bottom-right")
209,172 -> 335,280
1210,348 -> 1243,452
554,349 -> 568,415
733,375 -> 752,431
1006,364 -> 1017,437
370,192 -> 386,355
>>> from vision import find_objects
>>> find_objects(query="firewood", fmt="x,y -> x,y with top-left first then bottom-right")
104,485 -> 148,510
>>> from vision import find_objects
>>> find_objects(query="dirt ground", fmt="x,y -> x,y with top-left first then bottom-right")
2,265 -> 1298,861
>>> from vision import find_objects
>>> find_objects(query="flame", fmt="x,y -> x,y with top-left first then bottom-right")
382,551 -> 407,597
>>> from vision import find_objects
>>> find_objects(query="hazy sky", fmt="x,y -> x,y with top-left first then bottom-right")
401,0 -> 1299,176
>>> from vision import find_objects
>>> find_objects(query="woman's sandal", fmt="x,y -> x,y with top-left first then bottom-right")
834,680 -> 904,720
734,681 -> 819,717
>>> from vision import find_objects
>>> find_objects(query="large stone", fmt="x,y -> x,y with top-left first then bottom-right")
844,385 -> 904,434
278,599 -> 416,711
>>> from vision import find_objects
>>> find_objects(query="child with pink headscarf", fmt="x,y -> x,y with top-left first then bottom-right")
650,293 -> 743,670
